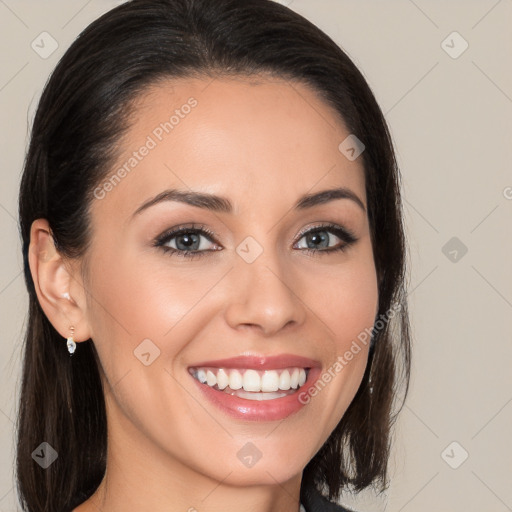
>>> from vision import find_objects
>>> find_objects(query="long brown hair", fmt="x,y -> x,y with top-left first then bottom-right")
17,1 -> 411,510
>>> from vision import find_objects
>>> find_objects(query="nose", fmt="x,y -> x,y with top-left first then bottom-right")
224,250 -> 307,337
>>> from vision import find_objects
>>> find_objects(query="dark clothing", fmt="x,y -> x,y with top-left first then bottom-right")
302,484 -> 354,512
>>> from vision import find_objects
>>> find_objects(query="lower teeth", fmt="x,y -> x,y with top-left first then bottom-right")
230,390 -> 289,401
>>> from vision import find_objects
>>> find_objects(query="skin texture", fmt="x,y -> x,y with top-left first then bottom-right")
29,76 -> 379,512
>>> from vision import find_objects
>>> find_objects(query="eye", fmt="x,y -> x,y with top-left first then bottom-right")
153,222 -> 358,260
294,223 -> 357,255
154,223 -> 220,259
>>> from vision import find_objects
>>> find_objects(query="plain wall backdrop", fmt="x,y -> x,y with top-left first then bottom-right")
1,1 -> 511,511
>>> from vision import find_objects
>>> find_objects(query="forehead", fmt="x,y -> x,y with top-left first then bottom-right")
93,75 -> 366,221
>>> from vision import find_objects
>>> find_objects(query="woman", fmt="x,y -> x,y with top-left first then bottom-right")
16,1 -> 411,511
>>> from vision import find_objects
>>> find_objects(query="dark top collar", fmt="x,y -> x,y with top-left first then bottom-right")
301,483 -> 354,512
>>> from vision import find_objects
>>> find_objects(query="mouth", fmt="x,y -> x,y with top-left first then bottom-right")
188,366 -> 310,401
186,354 -> 321,421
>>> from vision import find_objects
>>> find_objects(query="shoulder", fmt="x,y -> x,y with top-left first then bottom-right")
301,483 -> 355,512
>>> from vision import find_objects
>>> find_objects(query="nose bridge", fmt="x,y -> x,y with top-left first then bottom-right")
224,239 -> 307,335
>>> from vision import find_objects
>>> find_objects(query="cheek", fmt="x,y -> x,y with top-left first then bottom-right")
329,262 -> 378,346
84,245 -> 230,369
88,249 -> 190,333
298,244 -> 378,434
304,244 -> 379,349
330,249 -> 378,383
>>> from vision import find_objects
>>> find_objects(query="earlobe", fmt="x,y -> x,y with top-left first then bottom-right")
28,218 -> 91,344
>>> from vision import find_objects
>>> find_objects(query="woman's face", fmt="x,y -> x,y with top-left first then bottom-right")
78,76 -> 378,487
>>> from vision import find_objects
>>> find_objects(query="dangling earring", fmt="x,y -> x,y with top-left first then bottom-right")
66,326 -> 76,355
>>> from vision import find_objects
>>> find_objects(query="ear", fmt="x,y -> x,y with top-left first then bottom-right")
28,218 -> 92,343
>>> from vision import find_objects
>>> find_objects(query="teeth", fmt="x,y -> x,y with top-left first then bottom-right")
290,368 -> 299,389
261,370 -> 279,392
229,370 -> 243,390
216,368 -> 229,390
243,369 -> 261,392
206,370 -> 217,387
298,368 -> 307,386
234,390 -> 288,401
197,369 -> 207,384
279,370 -> 291,390
191,367 -> 309,393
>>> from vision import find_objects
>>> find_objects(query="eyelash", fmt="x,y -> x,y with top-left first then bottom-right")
153,222 -> 358,260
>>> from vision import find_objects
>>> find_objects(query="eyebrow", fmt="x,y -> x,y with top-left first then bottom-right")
132,186 -> 366,218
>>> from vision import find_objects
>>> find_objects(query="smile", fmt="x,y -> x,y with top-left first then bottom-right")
187,354 -> 322,421
189,367 -> 309,401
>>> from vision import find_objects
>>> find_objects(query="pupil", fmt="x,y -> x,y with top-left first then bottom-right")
177,233 -> 199,250
308,231 -> 328,249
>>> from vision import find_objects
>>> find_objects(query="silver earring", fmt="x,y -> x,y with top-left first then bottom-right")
67,326 -> 76,355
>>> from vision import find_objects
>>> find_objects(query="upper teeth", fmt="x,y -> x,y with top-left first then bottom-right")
191,367 -> 308,392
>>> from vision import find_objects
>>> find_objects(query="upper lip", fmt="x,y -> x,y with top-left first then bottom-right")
188,353 -> 321,370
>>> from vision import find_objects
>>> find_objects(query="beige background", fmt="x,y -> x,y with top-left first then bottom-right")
1,1 -> 511,511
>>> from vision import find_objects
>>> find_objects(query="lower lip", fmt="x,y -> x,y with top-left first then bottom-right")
190,367 -> 322,421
